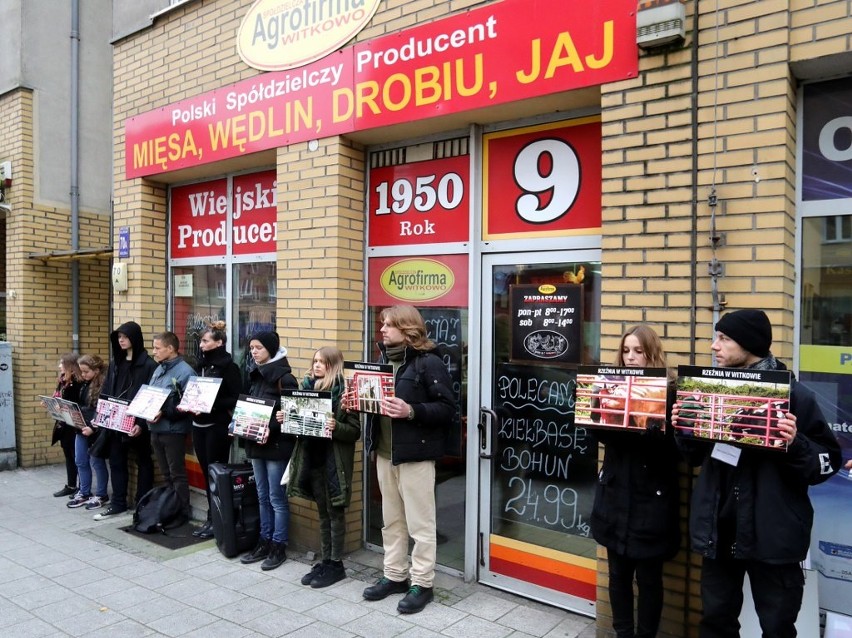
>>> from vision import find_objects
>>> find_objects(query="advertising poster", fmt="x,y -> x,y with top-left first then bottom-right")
801,345 -> 852,616
509,283 -> 582,364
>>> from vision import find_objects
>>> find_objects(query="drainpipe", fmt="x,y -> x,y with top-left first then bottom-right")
70,0 -> 80,352
688,0 -> 700,366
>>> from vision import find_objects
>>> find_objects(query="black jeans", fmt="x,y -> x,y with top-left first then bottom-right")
151,432 -> 190,513
700,556 -> 805,638
608,551 -> 665,638
309,466 -> 347,561
191,423 -> 231,520
58,425 -> 78,488
108,431 -> 154,511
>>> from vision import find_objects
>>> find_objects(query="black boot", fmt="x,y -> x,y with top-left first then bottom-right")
397,585 -> 434,614
53,485 -> 76,498
363,577 -> 410,601
240,538 -> 270,564
261,541 -> 287,571
311,560 -> 346,588
193,519 -> 214,539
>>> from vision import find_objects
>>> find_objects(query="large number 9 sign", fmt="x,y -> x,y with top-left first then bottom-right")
514,138 -> 580,224
483,118 -> 601,240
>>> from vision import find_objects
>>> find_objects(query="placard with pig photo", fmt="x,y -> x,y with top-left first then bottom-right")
674,365 -> 791,450
575,367 -> 670,432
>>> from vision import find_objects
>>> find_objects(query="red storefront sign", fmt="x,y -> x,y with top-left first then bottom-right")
482,119 -> 602,239
369,155 -> 469,246
368,254 -> 468,308
126,0 -> 637,178
170,171 -> 277,258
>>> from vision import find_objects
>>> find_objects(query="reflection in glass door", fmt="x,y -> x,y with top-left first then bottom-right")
478,252 -> 600,615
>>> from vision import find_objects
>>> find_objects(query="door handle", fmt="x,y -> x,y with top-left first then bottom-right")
479,407 -> 498,459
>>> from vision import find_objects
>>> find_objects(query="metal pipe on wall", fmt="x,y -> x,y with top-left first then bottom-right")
70,0 -> 80,353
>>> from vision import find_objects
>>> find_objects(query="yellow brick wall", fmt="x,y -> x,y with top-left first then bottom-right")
1,87 -> 110,469
276,136 -> 366,552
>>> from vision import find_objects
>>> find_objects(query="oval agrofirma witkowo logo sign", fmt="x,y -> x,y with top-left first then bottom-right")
237,0 -> 381,71
380,259 -> 455,302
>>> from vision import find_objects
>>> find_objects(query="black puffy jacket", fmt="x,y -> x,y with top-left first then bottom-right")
244,350 -> 298,461
364,344 -> 456,465
679,378 -> 840,563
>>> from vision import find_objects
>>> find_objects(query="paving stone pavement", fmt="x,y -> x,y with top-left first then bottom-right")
0,464 -> 597,637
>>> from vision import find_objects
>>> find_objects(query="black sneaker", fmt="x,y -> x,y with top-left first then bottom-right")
363,576 -> 410,601
240,538 -> 270,564
397,585 -> 434,614
67,493 -> 92,508
261,542 -> 287,571
311,560 -> 346,588
301,562 -> 325,586
93,505 -> 127,521
53,485 -> 76,498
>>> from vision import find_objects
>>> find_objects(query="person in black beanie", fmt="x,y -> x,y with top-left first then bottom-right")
237,330 -> 298,571
674,309 -> 841,638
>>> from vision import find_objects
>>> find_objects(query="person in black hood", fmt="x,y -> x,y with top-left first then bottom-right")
181,321 -> 241,539
674,309 -> 841,638
93,321 -> 157,520
238,331 -> 298,571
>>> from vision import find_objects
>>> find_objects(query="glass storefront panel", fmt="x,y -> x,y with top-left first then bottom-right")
799,213 -> 852,616
172,264 -> 228,366
231,261 -> 278,387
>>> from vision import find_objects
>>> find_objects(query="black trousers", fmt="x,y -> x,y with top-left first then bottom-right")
608,551 -> 665,638
309,466 -> 347,562
58,425 -> 78,488
700,556 -> 805,638
108,431 -> 154,511
191,423 -> 231,520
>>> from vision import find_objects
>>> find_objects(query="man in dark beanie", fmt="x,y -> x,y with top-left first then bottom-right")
674,308 -> 840,637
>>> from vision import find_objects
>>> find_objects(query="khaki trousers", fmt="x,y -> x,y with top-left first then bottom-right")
375,455 -> 437,587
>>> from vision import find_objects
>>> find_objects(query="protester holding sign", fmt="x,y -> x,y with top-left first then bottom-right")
95,321 -> 157,521
358,305 -> 456,614
181,321 -> 241,539
49,353 -> 83,498
285,347 -> 361,588
673,309 -> 841,637
67,355 -> 110,510
590,325 -> 680,638
146,331 -> 195,519
239,331 -> 298,571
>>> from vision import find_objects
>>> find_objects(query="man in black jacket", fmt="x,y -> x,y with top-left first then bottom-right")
674,309 -> 840,638
94,321 -> 157,520
360,305 -> 456,614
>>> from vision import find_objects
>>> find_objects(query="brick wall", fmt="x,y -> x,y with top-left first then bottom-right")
1,87 -> 110,469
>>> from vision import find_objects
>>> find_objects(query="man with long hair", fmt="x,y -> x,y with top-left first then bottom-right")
360,305 -> 456,614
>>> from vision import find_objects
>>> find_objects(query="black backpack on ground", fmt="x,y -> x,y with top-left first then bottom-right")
133,486 -> 187,533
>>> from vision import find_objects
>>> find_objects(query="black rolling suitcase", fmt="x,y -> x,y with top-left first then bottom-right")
208,462 -> 260,558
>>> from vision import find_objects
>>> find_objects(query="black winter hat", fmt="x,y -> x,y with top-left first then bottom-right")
715,309 -> 772,357
251,331 -> 280,357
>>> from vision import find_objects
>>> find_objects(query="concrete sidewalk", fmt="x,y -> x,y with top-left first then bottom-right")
0,464 -> 596,637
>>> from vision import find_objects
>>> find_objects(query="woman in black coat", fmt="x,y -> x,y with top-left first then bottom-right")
50,353 -> 83,497
238,331 -> 298,571
590,325 -> 680,638
182,321 -> 242,539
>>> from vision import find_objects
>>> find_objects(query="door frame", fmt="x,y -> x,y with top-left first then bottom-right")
465,248 -> 600,614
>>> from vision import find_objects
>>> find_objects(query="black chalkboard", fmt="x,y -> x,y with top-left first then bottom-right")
510,284 -> 583,364
490,363 -> 596,538
420,307 -> 465,457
